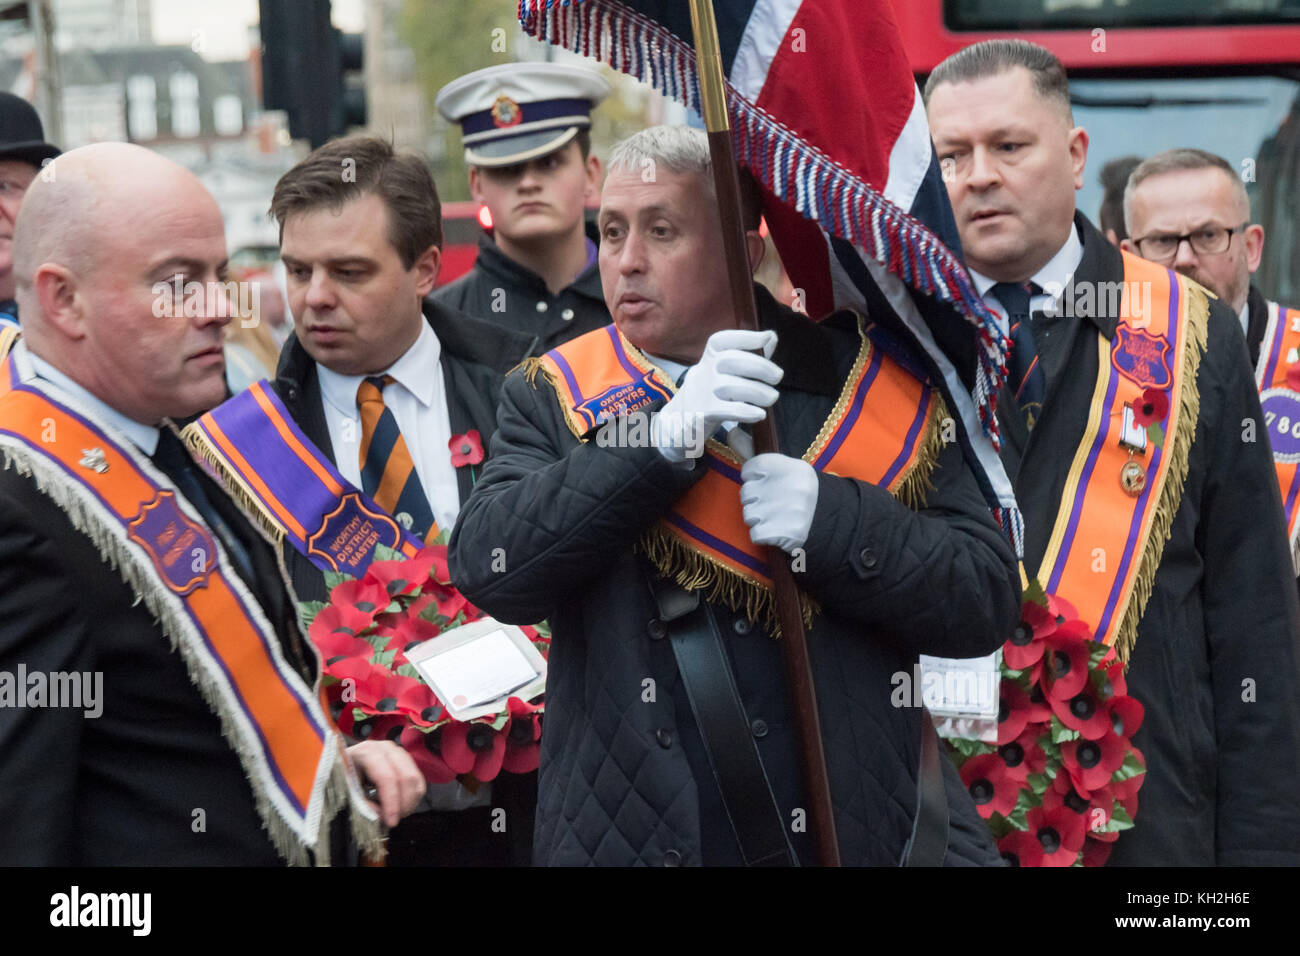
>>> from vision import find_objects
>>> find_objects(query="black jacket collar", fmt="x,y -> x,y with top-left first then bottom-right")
755,283 -> 842,397
274,298 -> 533,390
472,227 -> 605,303
1071,211 -> 1123,340
1247,285 -> 1270,369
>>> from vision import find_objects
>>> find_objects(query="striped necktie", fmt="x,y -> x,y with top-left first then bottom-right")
356,375 -> 437,541
991,281 -> 1045,430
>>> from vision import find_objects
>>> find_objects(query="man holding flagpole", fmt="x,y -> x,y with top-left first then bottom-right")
450,125 -> 1021,866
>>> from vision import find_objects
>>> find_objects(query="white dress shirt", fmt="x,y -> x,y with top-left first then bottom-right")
969,224 -> 1085,337
1238,301 -> 1251,340
317,318 -> 461,534
317,320 -> 487,812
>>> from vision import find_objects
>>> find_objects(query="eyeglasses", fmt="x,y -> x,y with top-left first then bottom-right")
1132,224 -> 1247,263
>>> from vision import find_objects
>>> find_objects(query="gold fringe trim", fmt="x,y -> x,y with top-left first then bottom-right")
179,422 -> 289,548
804,314 -> 873,463
0,439 -> 363,865
637,527 -> 818,637
518,356 -> 589,440
1113,281 -> 1209,666
893,391 -> 947,511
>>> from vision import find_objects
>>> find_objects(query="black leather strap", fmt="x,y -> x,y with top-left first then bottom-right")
902,707 -> 949,866
651,580 -> 796,867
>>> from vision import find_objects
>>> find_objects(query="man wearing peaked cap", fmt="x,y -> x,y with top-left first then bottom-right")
433,62 -> 613,357
0,93 -> 60,329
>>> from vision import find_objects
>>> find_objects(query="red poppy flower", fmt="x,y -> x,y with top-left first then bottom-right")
419,544 -> 453,587
998,725 -> 1048,783
959,752 -> 1020,819
1003,619 -> 1047,672
998,829 -> 1044,867
1132,388 -> 1169,427
439,719 -> 506,781
383,612 -> 440,661
363,548 -> 438,598
1040,621 -> 1093,701
501,696 -> 543,774
1049,680 -> 1113,740
449,430 -> 484,468
1061,731 -> 1127,793
1107,695 -> 1145,743
400,726 -> 457,784
421,581 -> 469,623
308,602 -> 377,646
310,625 -> 376,667
400,684 -> 445,728
1082,836 -> 1114,867
338,709 -> 405,742
1047,776 -> 1116,839
329,575 -> 391,618
1025,804 -> 1087,866
998,681 -> 1052,745
324,655 -> 382,695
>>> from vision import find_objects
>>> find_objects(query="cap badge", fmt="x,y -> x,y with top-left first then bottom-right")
491,94 -> 522,129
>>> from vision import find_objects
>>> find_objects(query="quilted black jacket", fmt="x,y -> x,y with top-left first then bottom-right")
449,287 -> 1021,865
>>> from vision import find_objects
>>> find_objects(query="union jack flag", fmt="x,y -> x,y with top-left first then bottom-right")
518,0 -> 1022,554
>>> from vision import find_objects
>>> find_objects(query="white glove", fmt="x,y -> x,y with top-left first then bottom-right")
740,453 -> 819,554
652,329 -> 781,464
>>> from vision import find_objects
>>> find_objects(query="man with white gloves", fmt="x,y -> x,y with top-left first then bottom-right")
449,126 -> 1020,866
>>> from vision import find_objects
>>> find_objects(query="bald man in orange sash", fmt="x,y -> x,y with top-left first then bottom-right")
0,143 -> 424,864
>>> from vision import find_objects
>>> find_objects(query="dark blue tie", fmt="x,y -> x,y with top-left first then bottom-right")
991,281 -> 1045,430
357,375 -> 436,541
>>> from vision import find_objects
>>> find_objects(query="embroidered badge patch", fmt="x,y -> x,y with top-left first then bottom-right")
491,94 -> 522,128
307,492 -> 405,573
1260,388 -> 1300,463
127,491 -> 217,595
574,374 -> 659,429
1112,326 -> 1172,391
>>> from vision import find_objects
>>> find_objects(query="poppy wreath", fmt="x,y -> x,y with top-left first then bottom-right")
299,540 -> 549,785
945,581 -> 1146,866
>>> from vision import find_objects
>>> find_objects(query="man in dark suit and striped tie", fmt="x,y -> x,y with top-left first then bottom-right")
267,135 -> 535,866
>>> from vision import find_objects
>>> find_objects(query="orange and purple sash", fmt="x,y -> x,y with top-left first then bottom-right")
1254,300 -> 1300,566
184,381 -> 425,576
1034,253 -> 1206,660
536,319 -> 940,624
0,347 -> 374,863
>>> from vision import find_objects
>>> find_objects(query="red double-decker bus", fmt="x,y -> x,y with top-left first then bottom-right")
896,0 -> 1300,303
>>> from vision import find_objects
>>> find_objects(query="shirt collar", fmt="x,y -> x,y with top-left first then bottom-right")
1237,299 -> 1251,339
969,221 -> 1085,302
642,352 -> 689,387
27,351 -> 161,455
318,317 -> 440,416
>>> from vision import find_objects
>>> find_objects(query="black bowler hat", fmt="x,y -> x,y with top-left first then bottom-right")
0,93 -> 60,167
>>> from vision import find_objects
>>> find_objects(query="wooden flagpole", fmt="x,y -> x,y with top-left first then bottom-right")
687,0 -> 841,867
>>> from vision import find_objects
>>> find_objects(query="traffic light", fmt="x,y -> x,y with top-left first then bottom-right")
259,0 -> 366,148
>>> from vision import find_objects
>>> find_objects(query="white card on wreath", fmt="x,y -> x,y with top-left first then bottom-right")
917,650 -> 1001,743
405,617 -> 547,722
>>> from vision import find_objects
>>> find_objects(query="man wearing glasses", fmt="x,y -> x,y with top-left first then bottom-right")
1125,148 -> 1300,581
1122,149 -> 1264,356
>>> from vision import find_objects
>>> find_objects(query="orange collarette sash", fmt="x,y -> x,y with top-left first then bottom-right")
1253,300 -> 1300,570
0,343 -> 380,864
1033,253 -> 1207,662
529,319 -> 943,629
